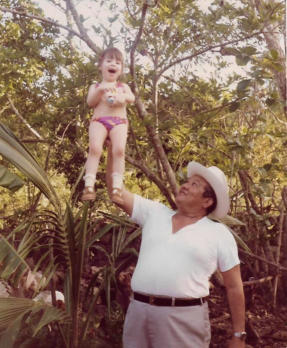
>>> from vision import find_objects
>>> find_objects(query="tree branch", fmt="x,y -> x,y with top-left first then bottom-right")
7,96 -> 43,140
126,154 -> 176,209
128,3 -> 179,196
238,170 -> 261,215
130,3 -> 148,94
243,275 -> 275,286
0,6 -> 100,54
65,0 -> 101,54
240,248 -> 287,272
156,30 -> 266,80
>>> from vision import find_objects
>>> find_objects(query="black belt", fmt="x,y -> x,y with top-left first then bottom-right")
133,292 -> 207,307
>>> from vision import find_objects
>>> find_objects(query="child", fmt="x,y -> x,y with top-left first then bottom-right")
81,47 -> 135,203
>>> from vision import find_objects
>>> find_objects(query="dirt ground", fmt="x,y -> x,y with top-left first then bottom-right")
209,285 -> 287,348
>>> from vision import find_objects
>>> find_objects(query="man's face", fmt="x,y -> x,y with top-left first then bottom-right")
100,55 -> 123,82
175,175 -> 213,210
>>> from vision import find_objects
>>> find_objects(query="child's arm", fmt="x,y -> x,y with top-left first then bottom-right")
123,84 -> 135,104
111,84 -> 135,106
86,83 -> 105,107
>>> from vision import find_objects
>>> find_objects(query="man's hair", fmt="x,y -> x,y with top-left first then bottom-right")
202,183 -> 217,215
98,47 -> 124,67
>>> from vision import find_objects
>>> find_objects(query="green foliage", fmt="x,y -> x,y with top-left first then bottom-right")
0,0 -> 286,344
0,297 -> 68,347
0,124 -> 141,346
0,235 -> 30,286
0,123 -> 60,211
0,165 -> 24,192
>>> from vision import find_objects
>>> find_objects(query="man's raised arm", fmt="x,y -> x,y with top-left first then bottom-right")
114,187 -> 134,216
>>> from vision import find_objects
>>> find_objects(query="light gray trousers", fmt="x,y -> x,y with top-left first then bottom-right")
123,298 -> 211,348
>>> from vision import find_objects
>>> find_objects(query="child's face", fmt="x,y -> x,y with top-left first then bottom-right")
100,54 -> 123,82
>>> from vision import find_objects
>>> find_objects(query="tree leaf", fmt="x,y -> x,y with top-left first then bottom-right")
236,54 -> 250,66
0,236 -> 30,287
0,297 -> 68,345
237,79 -> 251,92
0,165 -> 24,192
270,49 -> 279,59
0,123 -> 61,212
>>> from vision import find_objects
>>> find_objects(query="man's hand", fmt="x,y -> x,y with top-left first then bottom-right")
228,336 -> 245,348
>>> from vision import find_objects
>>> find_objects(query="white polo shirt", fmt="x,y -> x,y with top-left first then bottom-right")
130,194 -> 240,298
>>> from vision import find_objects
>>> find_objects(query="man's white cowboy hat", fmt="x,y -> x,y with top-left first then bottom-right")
187,161 -> 230,219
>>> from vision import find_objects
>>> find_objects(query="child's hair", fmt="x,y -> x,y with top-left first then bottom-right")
98,47 -> 124,68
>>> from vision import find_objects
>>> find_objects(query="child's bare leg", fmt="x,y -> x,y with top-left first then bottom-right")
106,140 -> 113,197
82,121 -> 108,200
109,123 -> 128,202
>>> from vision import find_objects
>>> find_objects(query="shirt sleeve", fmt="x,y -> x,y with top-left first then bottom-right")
131,194 -> 159,226
217,226 -> 240,272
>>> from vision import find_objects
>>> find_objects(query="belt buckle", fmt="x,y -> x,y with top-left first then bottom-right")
149,296 -> 155,305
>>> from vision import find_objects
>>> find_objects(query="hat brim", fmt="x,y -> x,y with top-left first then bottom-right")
187,162 -> 229,219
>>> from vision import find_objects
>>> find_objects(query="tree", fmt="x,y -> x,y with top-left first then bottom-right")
0,0 -> 286,345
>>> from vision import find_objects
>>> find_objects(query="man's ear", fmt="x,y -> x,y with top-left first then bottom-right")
203,197 -> 214,209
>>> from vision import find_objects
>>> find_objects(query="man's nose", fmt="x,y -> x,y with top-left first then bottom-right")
180,182 -> 189,191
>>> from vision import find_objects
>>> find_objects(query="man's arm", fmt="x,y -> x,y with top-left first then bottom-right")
115,187 -> 134,216
221,265 -> 246,348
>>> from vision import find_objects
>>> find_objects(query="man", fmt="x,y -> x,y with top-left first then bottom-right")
109,161 -> 246,348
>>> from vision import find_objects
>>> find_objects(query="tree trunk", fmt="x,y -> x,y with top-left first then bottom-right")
281,187 -> 287,300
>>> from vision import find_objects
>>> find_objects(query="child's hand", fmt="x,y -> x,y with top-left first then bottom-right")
113,93 -> 126,105
105,92 -> 126,107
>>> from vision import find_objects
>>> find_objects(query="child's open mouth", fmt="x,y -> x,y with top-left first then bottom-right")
108,69 -> 116,73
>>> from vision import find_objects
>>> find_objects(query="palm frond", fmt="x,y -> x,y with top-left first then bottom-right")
0,236 -> 30,287
0,165 -> 24,192
87,223 -> 116,248
226,226 -> 251,253
220,214 -> 245,226
0,297 -> 68,346
0,123 -> 60,211
99,211 -> 137,227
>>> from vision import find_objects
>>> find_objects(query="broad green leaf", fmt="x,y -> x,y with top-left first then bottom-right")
241,46 -> 257,56
0,297 -> 68,346
237,79 -> 251,92
220,215 -> 245,226
0,236 -> 30,286
235,54 -> 250,66
270,49 -> 279,59
222,47 -> 240,55
0,123 -> 60,212
0,165 -> 24,192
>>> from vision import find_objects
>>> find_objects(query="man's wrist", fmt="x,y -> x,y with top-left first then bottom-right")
233,331 -> 247,340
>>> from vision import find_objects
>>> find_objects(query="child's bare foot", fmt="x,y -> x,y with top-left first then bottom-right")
81,187 -> 96,201
111,188 -> 123,205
